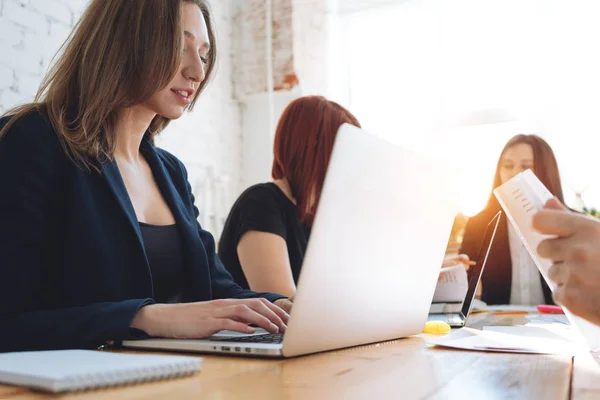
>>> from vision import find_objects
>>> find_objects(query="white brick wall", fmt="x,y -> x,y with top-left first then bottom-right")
233,0 -> 297,98
3,0 -> 47,34
0,0 -> 84,108
0,16 -> 22,46
292,0 -> 332,97
30,0 -> 73,25
0,65 -> 12,89
240,90 -> 300,190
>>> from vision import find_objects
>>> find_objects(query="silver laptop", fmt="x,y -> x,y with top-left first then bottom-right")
428,211 -> 501,327
123,124 -> 460,358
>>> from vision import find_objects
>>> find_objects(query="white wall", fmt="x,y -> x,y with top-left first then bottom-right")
232,0 -> 300,190
0,0 -> 89,109
240,90 -> 300,189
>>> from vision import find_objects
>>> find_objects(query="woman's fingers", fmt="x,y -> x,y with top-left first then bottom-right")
455,254 -> 470,264
274,298 -> 293,314
219,304 -> 281,333
199,298 -> 288,334
225,298 -> 289,329
216,318 -> 257,334
442,254 -> 471,269
245,299 -> 288,332
258,298 -> 290,324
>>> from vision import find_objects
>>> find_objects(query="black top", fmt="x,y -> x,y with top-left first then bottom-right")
0,111 -> 285,352
460,207 -> 553,305
218,183 -> 311,290
139,222 -> 185,303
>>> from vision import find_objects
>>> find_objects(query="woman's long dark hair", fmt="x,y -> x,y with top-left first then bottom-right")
485,134 -> 564,210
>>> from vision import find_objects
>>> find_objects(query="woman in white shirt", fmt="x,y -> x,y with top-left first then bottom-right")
459,134 -> 564,305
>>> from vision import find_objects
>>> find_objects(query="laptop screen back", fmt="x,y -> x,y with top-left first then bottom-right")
460,211 -> 502,318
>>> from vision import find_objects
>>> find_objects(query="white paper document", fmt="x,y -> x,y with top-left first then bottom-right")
483,325 -> 580,343
426,326 -> 585,356
432,264 -> 468,303
494,169 -> 600,350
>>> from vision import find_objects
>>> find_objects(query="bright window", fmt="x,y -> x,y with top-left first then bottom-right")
339,0 -> 600,215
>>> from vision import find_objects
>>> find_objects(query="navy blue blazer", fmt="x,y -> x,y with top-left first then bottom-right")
0,111 -> 284,352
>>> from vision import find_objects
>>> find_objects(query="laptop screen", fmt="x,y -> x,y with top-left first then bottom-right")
460,211 -> 502,318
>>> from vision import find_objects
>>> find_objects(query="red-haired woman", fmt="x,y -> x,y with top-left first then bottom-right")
218,96 -> 360,297
460,134 -> 564,305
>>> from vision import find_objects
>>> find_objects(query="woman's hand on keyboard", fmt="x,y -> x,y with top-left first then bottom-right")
273,296 -> 293,314
130,298 -> 289,338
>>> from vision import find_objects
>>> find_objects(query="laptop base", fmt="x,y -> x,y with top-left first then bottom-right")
123,336 -> 284,358
427,313 -> 466,327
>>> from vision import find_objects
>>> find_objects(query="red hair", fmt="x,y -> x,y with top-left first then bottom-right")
272,96 -> 360,225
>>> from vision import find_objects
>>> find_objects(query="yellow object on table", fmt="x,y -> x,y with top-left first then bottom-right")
423,321 -> 451,334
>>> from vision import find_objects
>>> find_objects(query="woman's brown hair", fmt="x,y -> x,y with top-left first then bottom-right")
272,96 -> 361,225
0,0 -> 216,170
486,134 -> 564,209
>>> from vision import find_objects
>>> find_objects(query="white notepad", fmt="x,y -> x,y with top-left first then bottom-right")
494,169 -> 600,350
0,350 -> 202,393
432,264 -> 469,303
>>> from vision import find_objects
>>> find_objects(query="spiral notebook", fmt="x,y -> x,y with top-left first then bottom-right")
494,169 -> 600,351
0,350 -> 202,393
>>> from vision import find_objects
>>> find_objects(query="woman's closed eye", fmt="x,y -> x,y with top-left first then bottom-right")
184,45 -> 208,66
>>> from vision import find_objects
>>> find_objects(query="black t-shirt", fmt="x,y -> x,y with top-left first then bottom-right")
218,183 -> 310,290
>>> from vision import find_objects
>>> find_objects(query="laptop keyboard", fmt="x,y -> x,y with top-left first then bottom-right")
216,333 -> 284,344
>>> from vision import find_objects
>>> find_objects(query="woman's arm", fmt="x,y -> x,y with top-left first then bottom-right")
237,231 -> 296,297
0,301 -> 153,352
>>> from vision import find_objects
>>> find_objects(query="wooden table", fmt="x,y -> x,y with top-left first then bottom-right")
3,313 -> 599,400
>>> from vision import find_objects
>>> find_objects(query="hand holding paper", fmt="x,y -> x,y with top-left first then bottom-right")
533,197 -> 600,328
494,169 -> 600,350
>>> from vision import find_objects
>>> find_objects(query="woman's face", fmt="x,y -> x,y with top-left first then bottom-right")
143,3 -> 210,119
499,143 -> 535,184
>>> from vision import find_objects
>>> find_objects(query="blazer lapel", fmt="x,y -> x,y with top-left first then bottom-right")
101,158 -> 154,297
101,159 -> 146,252
140,140 -> 194,227
140,139 -> 212,301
